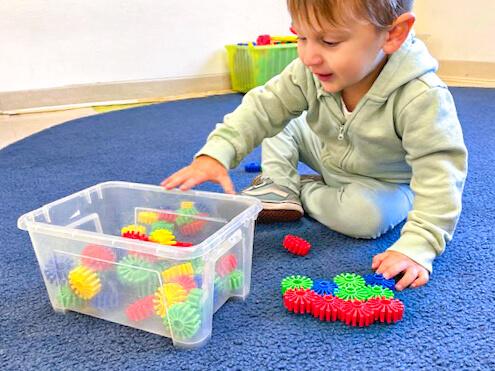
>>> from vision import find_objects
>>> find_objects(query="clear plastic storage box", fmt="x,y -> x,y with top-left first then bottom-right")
17,181 -> 262,348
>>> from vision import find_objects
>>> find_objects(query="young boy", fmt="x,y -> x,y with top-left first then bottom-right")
162,0 -> 468,291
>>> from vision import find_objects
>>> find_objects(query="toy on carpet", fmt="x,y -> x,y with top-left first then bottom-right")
244,162 -> 262,173
281,274 -> 313,294
281,272 -> 404,327
283,234 -> 311,256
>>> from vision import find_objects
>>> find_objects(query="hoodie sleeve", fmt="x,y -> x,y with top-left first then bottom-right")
195,59 -> 311,169
388,85 -> 468,272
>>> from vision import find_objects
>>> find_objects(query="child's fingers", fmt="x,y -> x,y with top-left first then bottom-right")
217,174 -> 235,194
410,270 -> 429,288
371,253 -> 386,270
395,268 -> 418,291
161,169 -> 190,189
178,173 -> 208,191
379,260 -> 408,280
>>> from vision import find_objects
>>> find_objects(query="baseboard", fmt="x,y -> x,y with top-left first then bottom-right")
1,61 -> 493,114
0,73 -> 233,114
437,60 -> 495,88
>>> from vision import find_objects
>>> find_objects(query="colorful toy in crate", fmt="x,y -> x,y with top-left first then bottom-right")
42,238 -> 243,342
281,272 -> 403,327
225,37 -> 299,93
39,198 -> 244,342
68,265 -> 102,300
80,244 -> 116,271
137,211 -> 159,225
256,34 -> 298,46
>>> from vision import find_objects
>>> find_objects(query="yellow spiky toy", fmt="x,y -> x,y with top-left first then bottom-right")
149,229 -> 176,245
121,224 -> 147,236
153,283 -> 188,317
68,266 -> 101,300
162,262 -> 194,282
137,211 -> 159,225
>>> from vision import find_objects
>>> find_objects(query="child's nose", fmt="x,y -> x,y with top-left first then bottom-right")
299,43 -> 323,67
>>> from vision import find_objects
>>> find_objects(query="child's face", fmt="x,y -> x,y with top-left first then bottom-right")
294,18 -> 389,96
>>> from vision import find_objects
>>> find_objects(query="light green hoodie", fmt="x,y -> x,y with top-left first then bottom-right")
197,35 -> 468,272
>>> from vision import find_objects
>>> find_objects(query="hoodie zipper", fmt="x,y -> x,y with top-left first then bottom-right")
338,123 -> 345,140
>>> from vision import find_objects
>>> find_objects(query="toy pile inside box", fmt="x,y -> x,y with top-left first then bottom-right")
17,182 -> 262,348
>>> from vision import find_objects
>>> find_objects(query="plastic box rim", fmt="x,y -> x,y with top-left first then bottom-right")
17,181 -> 262,260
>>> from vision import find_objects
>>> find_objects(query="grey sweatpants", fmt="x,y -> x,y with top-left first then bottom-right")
261,114 -> 414,239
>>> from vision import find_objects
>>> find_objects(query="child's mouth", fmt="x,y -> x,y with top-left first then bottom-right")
315,73 -> 333,82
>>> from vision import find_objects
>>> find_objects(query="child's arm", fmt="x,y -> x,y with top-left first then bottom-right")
161,155 -> 235,194
162,59 -> 312,191
375,82 -> 468,287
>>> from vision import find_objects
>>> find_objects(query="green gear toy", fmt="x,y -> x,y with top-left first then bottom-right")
368,285 -> 394,299
333,273 -> 366,288
57,284 -> 85,308
165,302 -> 202,340
281,275 -> 313,295
226,269 -> 243,291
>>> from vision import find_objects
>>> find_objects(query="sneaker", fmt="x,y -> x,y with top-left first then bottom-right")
300,174 -> 323,185
241,176 -> 304,223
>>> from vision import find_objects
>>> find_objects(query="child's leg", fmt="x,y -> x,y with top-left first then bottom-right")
261,112 -> 324,194
300,179 -> 413,239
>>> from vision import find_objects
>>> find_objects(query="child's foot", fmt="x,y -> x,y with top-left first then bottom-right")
241,176 -> 303,223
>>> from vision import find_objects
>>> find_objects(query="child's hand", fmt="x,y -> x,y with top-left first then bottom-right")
371,250 -> 429,291
160,155 -> 235,194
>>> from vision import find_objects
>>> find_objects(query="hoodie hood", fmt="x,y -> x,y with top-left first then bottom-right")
367,32 -> 439,100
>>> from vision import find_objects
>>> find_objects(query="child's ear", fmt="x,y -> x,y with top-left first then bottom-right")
382,12 -> 416,55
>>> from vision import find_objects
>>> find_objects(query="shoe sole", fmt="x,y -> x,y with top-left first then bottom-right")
257,209 -> 303,223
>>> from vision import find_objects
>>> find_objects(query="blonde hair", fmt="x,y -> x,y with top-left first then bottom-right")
287,0 -> 414,31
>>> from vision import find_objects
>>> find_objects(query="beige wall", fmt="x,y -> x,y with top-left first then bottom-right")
414,0 -> 495,62
0,0 -> 291,93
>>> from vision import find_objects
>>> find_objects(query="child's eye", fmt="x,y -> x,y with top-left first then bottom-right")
297,36 -> 307,42
322,40 -> 340,47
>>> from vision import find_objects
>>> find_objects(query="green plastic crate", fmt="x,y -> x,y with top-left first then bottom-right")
225,44 -> 298,93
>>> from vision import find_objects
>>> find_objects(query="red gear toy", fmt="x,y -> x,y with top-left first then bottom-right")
283,235 -> 311,256
311,294 -> 344,322
158,210 -> 177,223
216,254 -> 238,277
256,34 -> 272,45
171,275 -> 196,292
283,288 -> 316,314
122,231 -> 149,241
340,300 -> 375,327
80,244 -> 116,271
179,214 -> 207,236
125,295 -> 155,322
366,297 -> 404,323
174,241 -> 193,247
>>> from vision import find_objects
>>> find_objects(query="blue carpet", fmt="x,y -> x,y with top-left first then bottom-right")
1,89 -> 494,370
